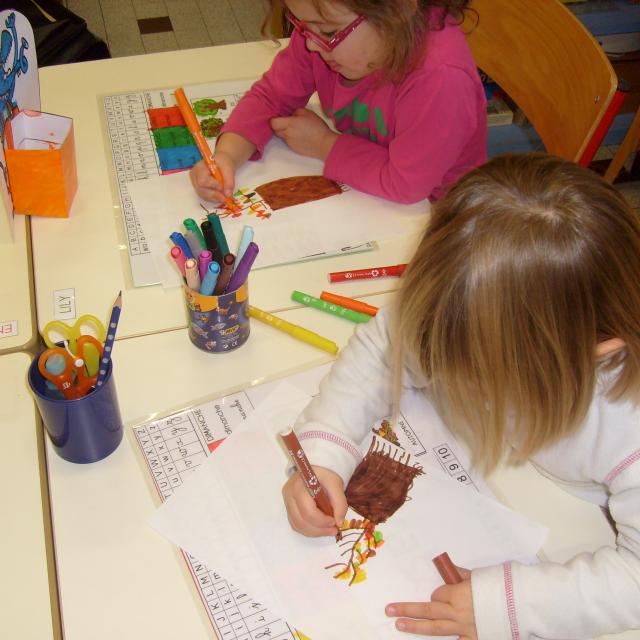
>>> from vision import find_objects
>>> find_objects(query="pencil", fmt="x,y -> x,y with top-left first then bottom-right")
174,87 -> 238,212
432,552 -> 463,584
95,291 -> 122,388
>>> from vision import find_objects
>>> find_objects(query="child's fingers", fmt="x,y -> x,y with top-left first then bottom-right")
285,492 -> 337,537
214,156 -> 236,198
270,116 -> 290,134
386,601 -> 454,621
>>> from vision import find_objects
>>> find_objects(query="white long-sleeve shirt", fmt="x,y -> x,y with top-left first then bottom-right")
294,310 -> 640,639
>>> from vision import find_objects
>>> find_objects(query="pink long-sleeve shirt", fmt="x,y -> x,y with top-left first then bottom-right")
222,15 -> 487,203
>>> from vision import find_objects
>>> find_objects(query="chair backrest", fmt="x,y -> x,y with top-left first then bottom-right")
463,0 -> 618,164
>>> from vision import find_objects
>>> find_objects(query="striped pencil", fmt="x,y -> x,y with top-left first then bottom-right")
95,291 -> 122,388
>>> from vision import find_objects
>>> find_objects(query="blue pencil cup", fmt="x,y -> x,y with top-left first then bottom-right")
28,353 -> 123,464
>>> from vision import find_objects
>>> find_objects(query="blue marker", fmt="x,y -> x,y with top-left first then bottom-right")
199,261 -> 220,296
45,353 -> 67,399
234,225 -> 254,272
170,231 -> 194,260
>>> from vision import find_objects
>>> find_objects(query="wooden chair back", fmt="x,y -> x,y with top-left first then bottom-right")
463,0 -> 619,164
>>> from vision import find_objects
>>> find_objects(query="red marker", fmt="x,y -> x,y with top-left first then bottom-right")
328,263 -> 407,283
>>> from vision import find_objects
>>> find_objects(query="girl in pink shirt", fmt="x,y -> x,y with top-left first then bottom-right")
190,1 -> 487,204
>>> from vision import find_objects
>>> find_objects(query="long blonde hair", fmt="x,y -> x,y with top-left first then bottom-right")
395,153 -> 640,472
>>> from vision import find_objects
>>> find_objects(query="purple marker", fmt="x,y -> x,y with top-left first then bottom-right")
198,250 -> 212,281
225,241 -> 259,293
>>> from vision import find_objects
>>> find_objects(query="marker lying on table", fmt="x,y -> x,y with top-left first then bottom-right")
328,263 -> 407,283
320,291 -> 378,316
248,305 -> 339,355
280,428 -> 340,540
292,290 -> 371,323
174,87 -> 238,213
432,552 -> 463,584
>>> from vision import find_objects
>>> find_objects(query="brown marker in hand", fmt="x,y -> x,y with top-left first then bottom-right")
432,552 -> 463,584
280,428 -> 341,539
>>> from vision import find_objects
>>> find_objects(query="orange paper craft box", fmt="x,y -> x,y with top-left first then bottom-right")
4,110 -> 78,218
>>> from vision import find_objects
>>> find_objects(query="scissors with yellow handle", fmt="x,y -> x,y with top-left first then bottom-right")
38,335 -> 104,400
42,315 -> 106,377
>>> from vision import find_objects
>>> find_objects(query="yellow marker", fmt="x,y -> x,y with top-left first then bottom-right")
248,305 -> 339,355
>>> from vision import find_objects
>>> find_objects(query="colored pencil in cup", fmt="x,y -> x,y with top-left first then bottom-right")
174,87 -> 238,212
95,291 -> 122,388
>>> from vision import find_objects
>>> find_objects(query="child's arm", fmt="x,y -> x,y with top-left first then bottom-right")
219,31 -> 318,162
471,465 -> 640,639
324,65 -> 485,204
292,308 -> 425,488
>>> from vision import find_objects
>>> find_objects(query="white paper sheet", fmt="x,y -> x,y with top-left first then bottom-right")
150,383 -> 548,640
128,138 -> 429,288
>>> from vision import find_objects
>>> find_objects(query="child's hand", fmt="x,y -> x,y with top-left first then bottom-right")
386,569 -> 477,639
189,151 -> 236,204
282,465 -> 347,537
270,108 -> 338,161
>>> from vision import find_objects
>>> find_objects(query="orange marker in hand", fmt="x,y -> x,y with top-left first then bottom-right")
174,87 -> 238,212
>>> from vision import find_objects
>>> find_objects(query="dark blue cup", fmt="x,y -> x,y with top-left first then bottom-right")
28,352 -> 123,464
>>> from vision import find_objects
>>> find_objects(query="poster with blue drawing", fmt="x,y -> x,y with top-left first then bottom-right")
0,9 -> 39,242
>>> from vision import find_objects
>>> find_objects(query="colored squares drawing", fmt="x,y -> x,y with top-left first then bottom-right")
147,105 -> 201,173
157,146 -> 202,173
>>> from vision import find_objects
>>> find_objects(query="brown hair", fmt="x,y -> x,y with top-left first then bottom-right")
394,153 -> 640,472
265,1 -> 470,81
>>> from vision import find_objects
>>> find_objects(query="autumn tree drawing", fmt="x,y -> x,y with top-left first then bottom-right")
326,436 -> 424,585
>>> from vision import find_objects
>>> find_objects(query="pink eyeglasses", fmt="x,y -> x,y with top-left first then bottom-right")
286,10 -> 366,52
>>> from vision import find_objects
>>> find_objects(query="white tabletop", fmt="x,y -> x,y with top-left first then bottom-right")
0,351 -> 56,639
32,43 -> 424,340
42,293 -> 637,640
0,214 -> 36,354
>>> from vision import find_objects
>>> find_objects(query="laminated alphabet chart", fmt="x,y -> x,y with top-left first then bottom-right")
132,363 -> 489,640
103,79 -> 250,287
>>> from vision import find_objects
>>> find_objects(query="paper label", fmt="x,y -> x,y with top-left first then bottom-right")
53,288 -> 76,320
0,320 -> 18,339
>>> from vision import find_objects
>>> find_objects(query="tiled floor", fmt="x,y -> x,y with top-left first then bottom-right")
63,0 -> 639,211
64,0 -> 270,57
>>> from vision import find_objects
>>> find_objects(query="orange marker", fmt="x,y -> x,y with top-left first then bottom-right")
174,87 -> 238,212
320,291 -> 378,316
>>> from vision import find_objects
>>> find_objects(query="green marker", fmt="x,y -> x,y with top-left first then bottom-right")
183,218 -> 207,249
207,213 -> 229,256
291,290 -> 371,324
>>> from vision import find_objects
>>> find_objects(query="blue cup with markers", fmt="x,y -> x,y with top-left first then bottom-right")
27,351 -> 123,463
184,281 -> 250,353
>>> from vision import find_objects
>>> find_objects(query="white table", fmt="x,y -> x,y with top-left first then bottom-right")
42,293 -> 638,640
33,43 -> 424,340
0,352 -> 56,639
0,214 -> 36,354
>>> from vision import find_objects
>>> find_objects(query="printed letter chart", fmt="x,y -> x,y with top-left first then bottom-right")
104,79 -> 250,287
132,363 -> 488,640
